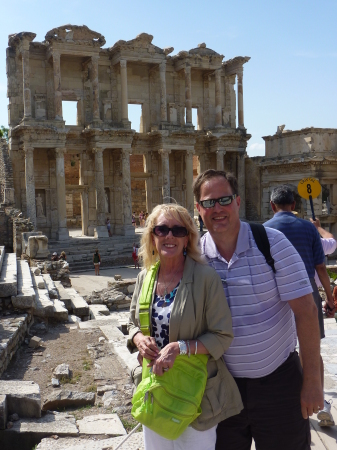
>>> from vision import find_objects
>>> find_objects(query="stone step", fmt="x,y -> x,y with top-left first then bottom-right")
70,294 -> 89,317
88,304 -> 110,320
52,299 -> 68,322
34,288 -> 54,318
12,260 -> 36,309
0,380 -> 41,419
0,253 -> 17,298
54,281 -> 73,310
0,314 -> 31,376
42,274 -> 59,299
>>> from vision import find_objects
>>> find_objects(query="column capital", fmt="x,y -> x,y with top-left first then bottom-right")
186,149 -> 195,157
159,148 -> 171,156
120,59 -> 127,68
23,146 -> 34,157
92,147 -> 104,154
91,54 -> 99,63
185,64 -> 191,74
55,147 -> 67,157
237,68 -> 244,79
52,50 -> 61,60
159,60 -> 166,72
121,147 -> 132,158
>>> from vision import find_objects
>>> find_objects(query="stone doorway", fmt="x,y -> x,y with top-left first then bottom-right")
65,153 -> 81,229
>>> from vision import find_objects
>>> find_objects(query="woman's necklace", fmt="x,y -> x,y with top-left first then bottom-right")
158,267 -> 181,299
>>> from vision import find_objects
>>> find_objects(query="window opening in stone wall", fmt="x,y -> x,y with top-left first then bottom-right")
129,104 -> 142,132
192,108 -> 198,129
62,101 -> 78,125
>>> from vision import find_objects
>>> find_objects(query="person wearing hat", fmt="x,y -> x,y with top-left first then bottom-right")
51,252 -> 59,261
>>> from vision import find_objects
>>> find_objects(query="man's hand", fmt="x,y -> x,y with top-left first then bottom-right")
310,218 -> 321,230
323,300 -> 336,318
301,378 -> 324,418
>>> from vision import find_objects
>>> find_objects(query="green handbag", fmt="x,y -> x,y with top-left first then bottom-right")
131,263 -> 208,440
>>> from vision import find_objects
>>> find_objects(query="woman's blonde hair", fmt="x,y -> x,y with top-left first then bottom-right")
138,203 -> 202,270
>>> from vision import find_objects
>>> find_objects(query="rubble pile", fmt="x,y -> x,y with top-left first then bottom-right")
85,278 -> 136,311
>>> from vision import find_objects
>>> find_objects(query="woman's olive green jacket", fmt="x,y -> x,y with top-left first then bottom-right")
127,255 -> 243,431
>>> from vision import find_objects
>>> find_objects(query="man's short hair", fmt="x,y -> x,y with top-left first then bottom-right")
270,185 -> 295,205
193,170 -> 238,202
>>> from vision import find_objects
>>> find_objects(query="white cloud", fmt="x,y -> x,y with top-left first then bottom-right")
247,142 -> 265,157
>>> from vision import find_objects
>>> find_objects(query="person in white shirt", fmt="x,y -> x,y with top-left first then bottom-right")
310,217 -> 337,426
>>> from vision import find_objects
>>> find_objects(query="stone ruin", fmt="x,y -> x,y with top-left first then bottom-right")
6,25 -> 250,242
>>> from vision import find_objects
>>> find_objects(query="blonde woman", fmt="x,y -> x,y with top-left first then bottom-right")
127,203 -> 242,450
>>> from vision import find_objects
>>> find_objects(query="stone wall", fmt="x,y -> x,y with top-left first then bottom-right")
0,211 -> 12,251
245,157 -> 262,221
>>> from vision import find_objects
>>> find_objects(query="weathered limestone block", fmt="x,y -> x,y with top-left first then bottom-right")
76,414 -> 126,436
53,363 -> 70,380
0,395 -> 7,430
29,336 -> 42,348
42,274 -> 58,299
21,231 -> 41,255
12,260 -> 36,309
0,253 -> 17,298
52,299 -> 68,321
27,235 -> 49,259
42,391 -> 95,411
0,380 -> 41,418
9,411 -> 78,436
89,304 -> 110,319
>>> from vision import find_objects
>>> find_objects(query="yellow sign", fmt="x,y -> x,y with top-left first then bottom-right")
297,177 -> 321,200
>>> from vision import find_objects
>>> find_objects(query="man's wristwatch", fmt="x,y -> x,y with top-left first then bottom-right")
178,340 -> 187,355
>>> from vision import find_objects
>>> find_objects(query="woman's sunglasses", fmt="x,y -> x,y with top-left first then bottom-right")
152,225 -> 188,237
199,194 -> 237,209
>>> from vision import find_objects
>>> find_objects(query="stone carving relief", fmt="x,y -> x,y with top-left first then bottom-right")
35,192 -> 45,217
45,25 -> 106,47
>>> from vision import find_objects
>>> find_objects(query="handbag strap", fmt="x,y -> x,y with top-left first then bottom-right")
138,262 -> 160,337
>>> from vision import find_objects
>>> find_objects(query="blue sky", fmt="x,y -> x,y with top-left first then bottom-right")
1,0 -> 336,156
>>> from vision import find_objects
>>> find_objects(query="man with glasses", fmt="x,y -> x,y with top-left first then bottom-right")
193,170 -> 322,450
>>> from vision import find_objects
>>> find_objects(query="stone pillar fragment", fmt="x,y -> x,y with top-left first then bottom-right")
91,55 -> 100,121
121,148 -> 135,235
185,150 -> 194,216
53,52 -> 62,120
159,61 -> 168,122
237,69 -> 244,128
159,149 -> 171,203
144,153 -> 153,213
81,190 -> 89,237
93,148 -> 109,238
215,69 -> 222,127
237,152 -> 246,218
185,65 -> 192,125
55,148 -> 69,240
120,60 -> 128,121
24,145 -> 36,228
216,150 -> 225,171
22,50 -> 32,118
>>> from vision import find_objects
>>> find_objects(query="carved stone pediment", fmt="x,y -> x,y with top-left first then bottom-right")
109,33 -> 168,57
224,56 -> 251,75
44,25 -> 106,47
172,43 -> 224,70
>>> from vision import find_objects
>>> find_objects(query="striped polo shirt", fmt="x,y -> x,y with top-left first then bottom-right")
200,221 -> 313,378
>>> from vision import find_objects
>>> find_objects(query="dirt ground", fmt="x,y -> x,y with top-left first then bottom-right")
1,318 -> 138,432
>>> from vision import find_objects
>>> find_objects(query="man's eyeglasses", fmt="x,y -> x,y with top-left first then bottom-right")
199,194 -> 237,209
153,225 -> 188,237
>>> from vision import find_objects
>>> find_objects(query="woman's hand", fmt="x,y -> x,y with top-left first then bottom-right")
133,333 -> 159,360
149,342 -> 180,376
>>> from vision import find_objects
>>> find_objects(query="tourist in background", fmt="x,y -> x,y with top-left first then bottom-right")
106,217 -> 112,237
132,242 -> 140,269
93,249 -> 101,276
132,212 -> 136,228
128,203 -> 242,450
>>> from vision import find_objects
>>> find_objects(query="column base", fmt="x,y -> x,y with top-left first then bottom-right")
87,225 -> 95,237
122,225 -> 135,236
57,228 -> 69,241
184,124 -> 195,131
94,226 -> 109,238
121,119 -> 131,130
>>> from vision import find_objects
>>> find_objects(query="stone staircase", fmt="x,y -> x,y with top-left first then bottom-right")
48,235 -> 141,272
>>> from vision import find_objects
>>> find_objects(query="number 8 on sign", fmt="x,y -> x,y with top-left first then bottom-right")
297,178 -> 321,200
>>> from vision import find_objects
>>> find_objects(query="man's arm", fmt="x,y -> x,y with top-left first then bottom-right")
310,218 -> 335,240
316,263 -> 335,317
288,293 -> 323,419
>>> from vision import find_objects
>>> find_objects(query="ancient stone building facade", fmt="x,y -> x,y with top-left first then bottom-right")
246,126 -> 337,235
7,25 -> 250,239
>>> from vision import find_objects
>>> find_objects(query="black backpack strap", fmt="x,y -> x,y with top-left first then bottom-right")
249,222 -> 276,273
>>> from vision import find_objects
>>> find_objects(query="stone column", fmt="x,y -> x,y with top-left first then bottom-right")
216,150 -> 225,171
93,148 -> 109,238
159,61 -> 168,122
24,145 -> 36,227
237,152 -> 246,218
91,55 -> 100,121
185,65 -> 192,125
159,149 -> 171,203
55,148 -> 69,240
237,69 -> 244,128
120,60 -> 128,122
185,150 -> 194,216
53,52 -> 63,120
215,68 -> 222,127
81,190 -> 89,236
144,153 -> 153,213
22,50 -> 32,118
121,148 -> 135,235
